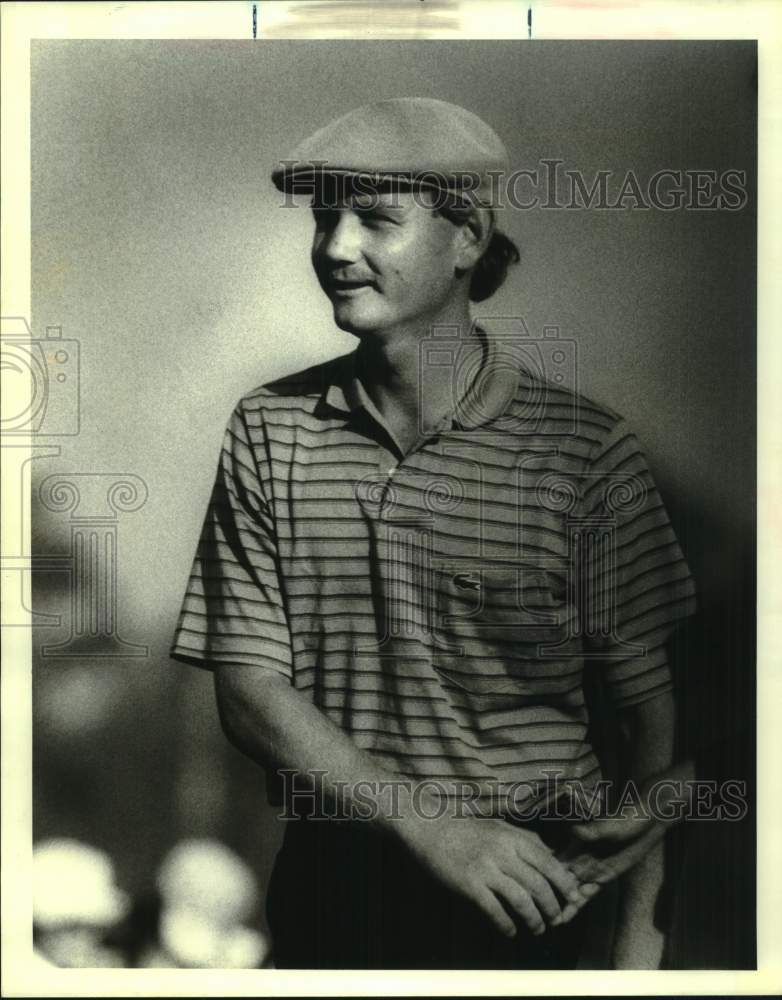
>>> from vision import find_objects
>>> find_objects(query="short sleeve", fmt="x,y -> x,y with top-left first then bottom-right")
577,419 -> 697,707
169,403 -> 293,679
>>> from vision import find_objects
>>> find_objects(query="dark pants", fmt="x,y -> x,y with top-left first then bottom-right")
266,813 -> 587,970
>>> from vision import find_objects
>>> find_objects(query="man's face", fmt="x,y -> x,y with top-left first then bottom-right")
310,183 -> 461,337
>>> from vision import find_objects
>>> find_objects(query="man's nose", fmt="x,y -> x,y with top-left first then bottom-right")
317,211 -> 363,262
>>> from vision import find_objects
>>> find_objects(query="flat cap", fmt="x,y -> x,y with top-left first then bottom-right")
271,97 -> 509,203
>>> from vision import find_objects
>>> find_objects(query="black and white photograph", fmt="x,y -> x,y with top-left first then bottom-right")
2,1 -> 776,991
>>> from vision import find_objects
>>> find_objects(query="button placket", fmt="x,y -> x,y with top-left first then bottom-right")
371,432 -> 448,525
380,464 -> 396,513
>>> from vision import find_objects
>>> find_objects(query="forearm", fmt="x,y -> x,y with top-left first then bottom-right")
611,690 -> 675,966
213,663 -> 432,846
214,665 -> 597,940
616,690 -> 675,898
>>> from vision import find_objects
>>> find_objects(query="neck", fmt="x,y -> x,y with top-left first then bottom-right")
354,299 -> 475,415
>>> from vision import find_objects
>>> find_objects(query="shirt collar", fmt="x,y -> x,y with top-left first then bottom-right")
321,327 -> 518,431
323,349 -> 363,415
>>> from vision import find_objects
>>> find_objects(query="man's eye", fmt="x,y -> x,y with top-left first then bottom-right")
357,211 -> 395,227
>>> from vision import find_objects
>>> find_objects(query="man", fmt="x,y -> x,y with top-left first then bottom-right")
170,98 -> 696,969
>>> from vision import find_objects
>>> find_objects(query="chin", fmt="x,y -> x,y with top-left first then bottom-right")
331,306 -> 387,336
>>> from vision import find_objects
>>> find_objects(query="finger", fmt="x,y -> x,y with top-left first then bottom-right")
558,901 -> 582,924
556,839 -> 606,867
562,853 -> 609,883
558,884 -> 601,924
490,874 -> 546,937
571,817 -> 647,843
556,839 -> 581,862
528,846 -> 583,904
511,829 -> 582,902
568,827 -> 662,887
606,823 -> 665,870
501,856 -> 563,924
593,828 -> 664,881
473,886 -> 519,939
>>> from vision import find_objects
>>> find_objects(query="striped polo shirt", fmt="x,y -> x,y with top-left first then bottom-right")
170,331 -> 696,815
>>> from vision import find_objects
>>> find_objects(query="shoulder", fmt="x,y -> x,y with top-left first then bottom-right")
511,369 -> 627,445
235,351 -> 352,418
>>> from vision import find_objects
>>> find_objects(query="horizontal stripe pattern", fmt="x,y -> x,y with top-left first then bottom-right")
171,350 -> 696,809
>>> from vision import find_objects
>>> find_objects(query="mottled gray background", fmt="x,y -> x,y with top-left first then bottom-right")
31,40 -> 756,967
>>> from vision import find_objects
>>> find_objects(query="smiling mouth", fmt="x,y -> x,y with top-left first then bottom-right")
326,279 -> 374,296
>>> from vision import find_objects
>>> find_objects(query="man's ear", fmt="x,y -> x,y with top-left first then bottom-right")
453,206 -> 494,272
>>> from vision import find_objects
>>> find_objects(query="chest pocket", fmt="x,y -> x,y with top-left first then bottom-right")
430,563 -> 581,697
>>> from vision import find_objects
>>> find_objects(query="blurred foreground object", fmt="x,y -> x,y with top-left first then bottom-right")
33,838 -> 129,967
138,838 -> 270,968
